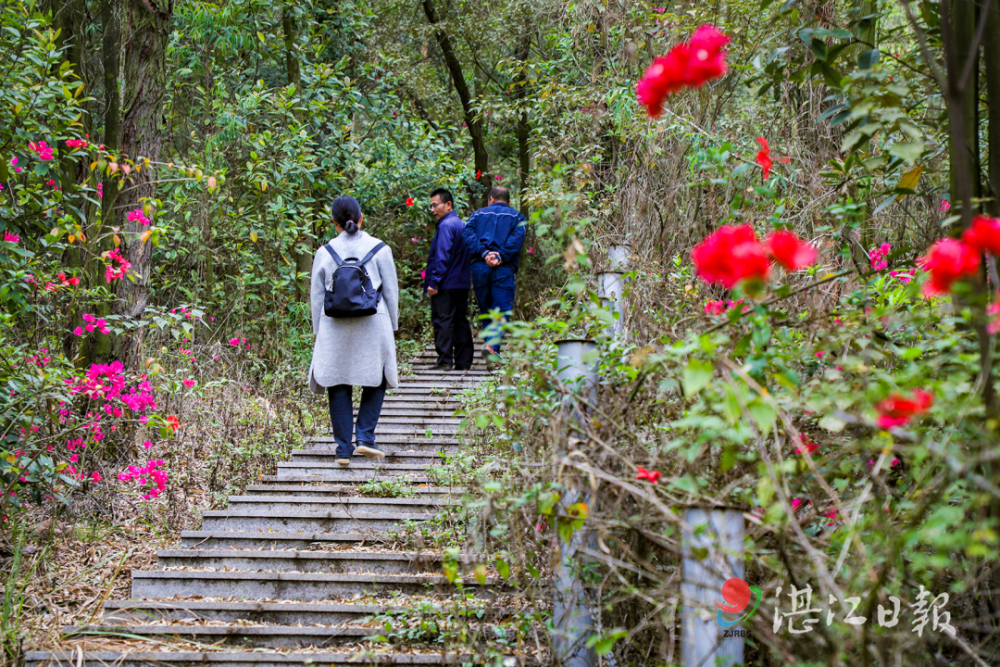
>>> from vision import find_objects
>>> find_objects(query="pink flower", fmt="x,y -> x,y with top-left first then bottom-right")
228,337 -> 239,346
3,231 -> 18,244
143,440 -> 153,449
73,327 -> 84,336
182,378 -> 196,388
528,247 -> 535,254
28,141 -> 54,161
97,183 -> 103,199
495,175 -> 503,181
988,298 -> 1000,334
127,208 -> 151,225
66,139 -> 88,149
704,299 -> 726,316
940,200 -> 950,212
636,466 -> 662,483
91,471 -> 102,482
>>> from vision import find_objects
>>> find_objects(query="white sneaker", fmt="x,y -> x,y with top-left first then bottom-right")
355,444 -> 385,460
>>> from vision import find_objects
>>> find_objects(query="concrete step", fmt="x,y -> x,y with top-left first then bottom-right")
154,549 -> 447,574
27,650 -> 496,666
367,416 -> 463,425
354,422 -> 459,442
101,599 -> 493,625
62,625 -> 389,649
310,435 -> 460,445
200,509 -> 435,533
353,408 -> 463,417
274,462 -> 440,480
292,448 -> 457,461
263,474 -> 435,484
287,451 -> 447,465
243,484 -> 465,498
131,570 -> 503,601
225,495 -> 457,514
179,531 -> 392,550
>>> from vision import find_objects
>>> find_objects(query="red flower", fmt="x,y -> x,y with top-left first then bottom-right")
476,170 -> 482,179
405,197 -> 414,207
875,389 -> 933,429
764,230 -> 816,272
636,466 -> 662,484
636,25 -> 729,117
684,25 -> 730,85
917,238 -> 980,296
165,415 -> 180,433
755,136 -> 773,181
794,434 -> 819,455
691,224 -> 771,288
962,215 -> 1000,256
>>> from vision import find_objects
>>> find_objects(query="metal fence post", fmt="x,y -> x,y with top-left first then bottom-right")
553,339 -> 599,667
681,507 -> 746,667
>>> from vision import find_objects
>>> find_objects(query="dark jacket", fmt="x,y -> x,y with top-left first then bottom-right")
424,210 -> 471,292
461,202 -> 527,271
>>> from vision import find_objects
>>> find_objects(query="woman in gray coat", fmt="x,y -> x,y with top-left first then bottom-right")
309,195 -> 399,465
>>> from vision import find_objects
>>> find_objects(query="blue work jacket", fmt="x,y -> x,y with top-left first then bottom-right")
461,202 -> 527,271
424,210 -> 471,292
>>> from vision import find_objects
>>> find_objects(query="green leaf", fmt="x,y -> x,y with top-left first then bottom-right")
495,557 -> 511,580
888,141 -> 924,163
809,38 -> 828,61
819,413 -> 847,432
747,400 -> 777,435
858,48 -> 880,70
682,358 -> 714,397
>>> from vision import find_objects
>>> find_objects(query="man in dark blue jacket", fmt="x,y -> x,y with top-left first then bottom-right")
424,188 -> 474,371
461,186 -> 526,367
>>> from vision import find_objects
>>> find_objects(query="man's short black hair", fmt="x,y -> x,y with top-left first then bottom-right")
430,188 -> 454,207
489,186 -> 510,203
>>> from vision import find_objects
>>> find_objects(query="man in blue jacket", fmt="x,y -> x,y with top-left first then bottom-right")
461,186 -> 526,368
424,188 -> 474,371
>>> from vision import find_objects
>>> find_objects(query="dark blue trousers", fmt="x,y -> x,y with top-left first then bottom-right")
470,261 -> 515,354
327,374 -> 387,458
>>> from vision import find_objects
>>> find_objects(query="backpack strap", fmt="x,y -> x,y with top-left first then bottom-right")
358,242 -> 387,267
323,243 -> 344,266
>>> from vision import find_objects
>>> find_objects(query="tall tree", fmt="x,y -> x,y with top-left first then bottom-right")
420,0 -> 489,205
283,5 -> 314,302
113,0 -> 175,364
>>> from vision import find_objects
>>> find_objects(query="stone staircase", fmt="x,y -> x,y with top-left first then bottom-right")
27,346 -> 533,666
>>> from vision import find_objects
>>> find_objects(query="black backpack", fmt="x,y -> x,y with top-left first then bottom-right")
322,242 -> 386,318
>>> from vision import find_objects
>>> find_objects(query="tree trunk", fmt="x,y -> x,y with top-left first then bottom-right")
985,0 -> 1000,217
420,0 -> 489,206
514,13 -> 531,219
283,7 -> 313,301
944,0 -> 981,224
112,0 -> 175,365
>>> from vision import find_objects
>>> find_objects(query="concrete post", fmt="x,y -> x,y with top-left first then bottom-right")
553,339 -> 598,667
681,508 -> 746,667
597,271 -> 624,339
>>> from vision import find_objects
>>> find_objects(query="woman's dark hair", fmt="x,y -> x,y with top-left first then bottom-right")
331,195 -> 362,234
